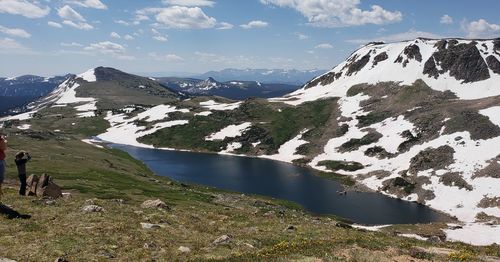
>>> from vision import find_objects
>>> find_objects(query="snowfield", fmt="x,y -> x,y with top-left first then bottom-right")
205,122 -> 252,141
199,100 -> 242,111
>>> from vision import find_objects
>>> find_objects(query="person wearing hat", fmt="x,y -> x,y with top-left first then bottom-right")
14,151 -> 31,196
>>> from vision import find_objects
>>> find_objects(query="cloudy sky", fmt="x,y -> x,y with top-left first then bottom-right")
0,0 -> 499,76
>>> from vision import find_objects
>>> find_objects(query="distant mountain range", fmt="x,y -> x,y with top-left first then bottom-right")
155,77 -> 299,100
190,68 -> 327,85
0,75 -> 68,116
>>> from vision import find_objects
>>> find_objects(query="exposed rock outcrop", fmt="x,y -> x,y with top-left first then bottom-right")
26,174 -> 62,198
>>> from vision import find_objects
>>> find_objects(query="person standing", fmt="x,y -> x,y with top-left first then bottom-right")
0,134 -> 7,201
14,151 -> 31,196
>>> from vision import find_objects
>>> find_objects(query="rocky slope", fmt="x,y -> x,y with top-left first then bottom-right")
2,38 -> 500,246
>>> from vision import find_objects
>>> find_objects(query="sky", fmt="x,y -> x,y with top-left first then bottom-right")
0,0 -> 499,77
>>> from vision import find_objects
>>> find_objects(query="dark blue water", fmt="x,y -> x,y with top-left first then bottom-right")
113,144 -> 448,225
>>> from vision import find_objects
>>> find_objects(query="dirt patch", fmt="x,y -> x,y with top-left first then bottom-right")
427,41 -> 490,83
443,110 -> 500,140
408,146 -> 455,174
347,53 -> 371,76
439,172 -> 473,191
395,44 -> 422,67
486,55 -> 500,74
477,196 -> 500,209
475,212 -> 500,225
472,157 -> 500,179
338,130 -> 382,152
372,52 -> 388,66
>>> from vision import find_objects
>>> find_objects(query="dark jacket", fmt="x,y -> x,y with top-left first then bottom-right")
15,155 -> 31,175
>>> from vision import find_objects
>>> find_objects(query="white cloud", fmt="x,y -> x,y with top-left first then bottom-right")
115,20 -> 130,26
152,28 -> 168,42
260,0 -> 402,27
347,29 -> 445,44
48,21 -> 63,28
217,22 -> 234,30
124,34 -> 134,40
62,20 -> 93,30
61,42 -> 83,47
110,32 -> 121,39
440,14 -> 453,25
153,35 -> 168,42
162,0 -> 215,7
58,5 -> 85,21
0,25 -> 31,38
139,6 -> 217,29
295,32 -> 308,40
240,20 -> 269,29
66,0 -> 107,9
0,0 -> 50,18
0,37 -> 31,54
463,19 -> 500,38
58,5 -> 93,30
84,41 -> 125,55
150,52 -> 184,62
315,43 -> 333,49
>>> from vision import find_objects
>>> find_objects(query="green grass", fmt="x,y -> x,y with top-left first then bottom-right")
317,160 -> 364,172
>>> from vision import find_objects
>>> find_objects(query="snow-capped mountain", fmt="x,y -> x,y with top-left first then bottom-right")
156,76 -> 299,99
279,38 -> 500,105
0,75 -> 68,97
0,74 -> 68,116
192,68 -> 327,85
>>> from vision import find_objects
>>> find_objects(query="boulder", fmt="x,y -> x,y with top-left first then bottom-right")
178,246 -> 191,253
82,205 -> 104,213
25,174 -> 62,198
141,199 -> 169,210
140,223 -> 163,229
212,235 -> 232,245
37,174 -> 62,198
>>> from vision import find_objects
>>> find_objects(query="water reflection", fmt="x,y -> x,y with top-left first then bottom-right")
115,144 -> 447,225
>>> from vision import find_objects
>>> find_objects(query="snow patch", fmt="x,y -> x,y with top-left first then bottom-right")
200,100 -> 242,111
206,122 -> 252,141
77,68 -> 97,82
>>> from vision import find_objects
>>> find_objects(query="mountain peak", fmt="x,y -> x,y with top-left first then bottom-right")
279,38 -> 500,105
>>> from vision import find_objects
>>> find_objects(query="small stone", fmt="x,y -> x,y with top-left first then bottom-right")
0,259 -> 17,262
285,225 -> 296,231
81,205 -> 104,213
62,192 -> 72,198
140,222 -> 163,229
44,200 -> 56,206
244,243 -> 255,249
54,257 -> 68,262
84,199 -> 95,205
143,242 -> 157,249
141,199 -> 170,210
212,234 -> 232,245
178,246 -> 191,253
427,235 -> 442,243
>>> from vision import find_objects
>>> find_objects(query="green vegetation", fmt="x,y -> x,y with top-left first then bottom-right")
339,131 -> 382,151
356,111 -> 392,127
140,98 -> 338,154
317,160 -> 364,172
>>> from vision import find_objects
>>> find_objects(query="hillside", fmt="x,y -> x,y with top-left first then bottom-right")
4,66 -> 500,261
1,38 -> 500,250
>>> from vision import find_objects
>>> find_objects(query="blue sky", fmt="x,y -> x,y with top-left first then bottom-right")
0,0 -> 499,77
